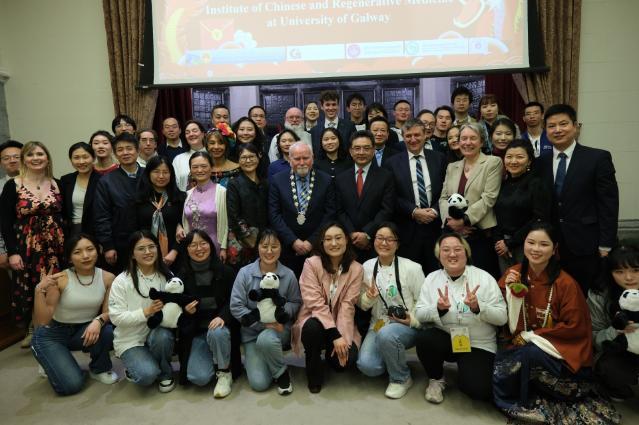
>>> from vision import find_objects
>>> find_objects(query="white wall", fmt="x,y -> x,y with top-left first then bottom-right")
0,0 -> 113,176
578,0 -> 639,220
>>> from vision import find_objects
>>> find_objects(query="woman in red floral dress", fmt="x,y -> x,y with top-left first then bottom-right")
0,141 -> 64,346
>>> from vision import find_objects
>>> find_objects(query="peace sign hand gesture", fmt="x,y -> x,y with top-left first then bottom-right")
437,286 -> 451,312
365,278 -> 379,299
36,266 -> 58,294
464,282 -> 480,313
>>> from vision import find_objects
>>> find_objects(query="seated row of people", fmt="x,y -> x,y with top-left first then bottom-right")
30,222 -> 631,424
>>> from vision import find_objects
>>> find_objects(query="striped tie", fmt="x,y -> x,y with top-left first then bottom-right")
415,155 -> 429,208
298,177 -> 309,212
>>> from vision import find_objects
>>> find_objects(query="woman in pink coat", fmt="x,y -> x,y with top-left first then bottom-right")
292,222 -> 363,393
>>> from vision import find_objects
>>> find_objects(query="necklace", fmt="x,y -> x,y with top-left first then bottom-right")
74,268 -> 96,286
138,270 -> 158,284
290,170 -> 315,225
522,282 -> 554,331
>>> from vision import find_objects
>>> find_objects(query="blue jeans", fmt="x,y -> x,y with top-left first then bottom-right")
356,322 -> 418,383
31,320 -> 114,395
187,326 -> 232,386
120,327 -> 175,386
244,328 -> 290,391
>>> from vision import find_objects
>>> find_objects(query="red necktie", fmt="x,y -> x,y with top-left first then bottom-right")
357,168 -> 364,197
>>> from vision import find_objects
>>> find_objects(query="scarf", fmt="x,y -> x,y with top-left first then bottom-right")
151,191 -> 169,257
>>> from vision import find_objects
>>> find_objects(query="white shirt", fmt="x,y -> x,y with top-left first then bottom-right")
391,126 -> 404,142
324,117 -> 339,129
359,257 -> 425,329
527,131 -> 542,157
414,266 -> 507,353
172,148 -> 206,191
354,162 -> 372,185
552,140 -> 577,181
109,271 -> 167,357
408,150 -> 432,208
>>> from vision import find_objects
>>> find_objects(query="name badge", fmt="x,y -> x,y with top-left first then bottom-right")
450,326 -> 471,353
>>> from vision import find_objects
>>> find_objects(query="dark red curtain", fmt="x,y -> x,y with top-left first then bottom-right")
152,88 -> 193,144
484,74 -> 526,131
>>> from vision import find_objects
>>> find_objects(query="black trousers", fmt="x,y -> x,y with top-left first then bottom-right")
595,349 -> 639,398
301,318 -> 358,387
415,327 -> 495,401
559,249 -> 602,295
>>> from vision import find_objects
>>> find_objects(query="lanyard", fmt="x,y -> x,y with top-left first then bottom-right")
372,257 -> 407,310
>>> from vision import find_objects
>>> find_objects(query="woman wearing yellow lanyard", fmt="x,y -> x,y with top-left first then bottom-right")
494,222 -> 619,424
356,222 -> 425,399
414,232 -> 507,404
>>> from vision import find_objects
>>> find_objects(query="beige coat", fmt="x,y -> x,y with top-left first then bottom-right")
291,256 -> 363,355
439,152 -> 503,229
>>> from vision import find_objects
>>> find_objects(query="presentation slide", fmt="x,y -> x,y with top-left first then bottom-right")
151,0 -> 529,85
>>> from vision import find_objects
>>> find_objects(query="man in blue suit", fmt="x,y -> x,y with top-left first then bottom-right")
269,142 -> 336,276
310,90 -> 356,157
536,104 -> 618,293
385,119 -> 447,274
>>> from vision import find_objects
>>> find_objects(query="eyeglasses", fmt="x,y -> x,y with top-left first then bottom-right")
239,155 -> 258,162
421,122 -> 436,129
135,245 -> 157,253
440,247 -> 465,255
187,241 -> 210,250
1,155 -> 20,161
351,146 -> 373,152
375,236 -> 398,244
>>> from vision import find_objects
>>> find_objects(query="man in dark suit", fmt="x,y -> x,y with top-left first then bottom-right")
369,116 -> 403,167
310,90 -> 356,156
385,119 -> 447,274
335,130 -> 395,261
536,104 -> 618,294
269,141 -> 336,276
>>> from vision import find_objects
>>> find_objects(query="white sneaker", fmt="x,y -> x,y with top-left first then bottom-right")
425,378 -> 445,404
38,365 -> 48,379
158,378 -> 176,393
213,371 -> 232,398
90,370 -> 119,385
385,377 -> 413,399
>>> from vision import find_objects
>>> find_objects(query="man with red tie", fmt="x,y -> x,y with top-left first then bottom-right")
335,130 -> 395,262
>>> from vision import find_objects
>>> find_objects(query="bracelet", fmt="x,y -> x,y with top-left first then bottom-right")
94,316 -> 105,327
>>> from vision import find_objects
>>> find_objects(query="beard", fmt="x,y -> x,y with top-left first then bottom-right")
285,122 -> 307,138
294,165 -> 310,177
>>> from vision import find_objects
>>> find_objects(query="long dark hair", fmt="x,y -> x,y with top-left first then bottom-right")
127,230 -> 172,298
314,221 -> 357,274
65,233 -> 100,268
136,155 -> 182,204
319,127 -> 348,160
178,229 -> 223,277
276,129 -> 300,159
519,221 -> 561,287
595,245 -> 639,318
232,116 -> 265,153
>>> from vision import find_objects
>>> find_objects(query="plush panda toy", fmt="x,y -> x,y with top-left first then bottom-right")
605,289 -> 639,354
447,193 -> 468,220
147,277 -> 196,329
247,272 -> 290,324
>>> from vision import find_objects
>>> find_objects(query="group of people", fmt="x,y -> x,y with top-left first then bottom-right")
0,88 -> 630,424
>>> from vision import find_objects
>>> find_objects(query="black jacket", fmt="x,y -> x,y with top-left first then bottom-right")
60,171 -> 101,237
226,172 -> 269,239
94,166 -> 144,252
177,257 -> 236,326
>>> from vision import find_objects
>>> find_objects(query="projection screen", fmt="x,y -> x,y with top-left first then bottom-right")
146,0 -> 538,86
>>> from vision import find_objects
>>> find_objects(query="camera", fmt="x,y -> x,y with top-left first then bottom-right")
387,305 -> 407,320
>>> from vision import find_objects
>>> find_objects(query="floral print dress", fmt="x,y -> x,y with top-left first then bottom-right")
12,185 -> 64,324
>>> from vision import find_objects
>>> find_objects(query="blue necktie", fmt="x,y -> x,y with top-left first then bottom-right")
375,149 -> 383,166
415,155 -> 429,208
555,152 -> 567,196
